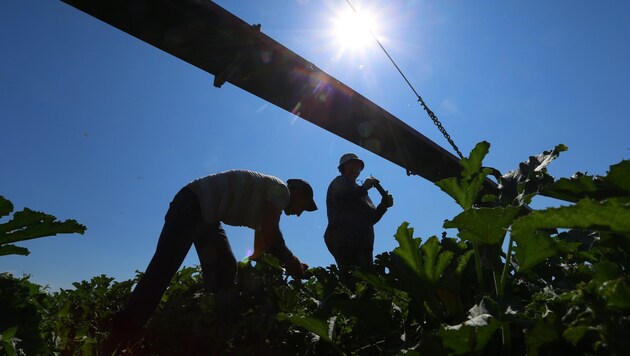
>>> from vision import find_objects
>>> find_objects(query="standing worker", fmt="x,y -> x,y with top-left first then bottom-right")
324,153 -> 393,272
108,169 -> 317,350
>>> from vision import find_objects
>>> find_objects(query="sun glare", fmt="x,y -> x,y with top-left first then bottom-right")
331,7 -> 380,52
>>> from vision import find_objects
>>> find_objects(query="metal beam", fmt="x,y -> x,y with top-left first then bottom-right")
60,0 -> 496,190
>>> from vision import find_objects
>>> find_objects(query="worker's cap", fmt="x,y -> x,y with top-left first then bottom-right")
338,153 -> 364,170
287,179 -> 318,211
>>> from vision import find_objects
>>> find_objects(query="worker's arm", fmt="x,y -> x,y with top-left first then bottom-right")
333,176 -> 378,204
373,195 -> 392,224
373,182 -> 393,224
258,201 -> 306,278
250,230 -> 268,260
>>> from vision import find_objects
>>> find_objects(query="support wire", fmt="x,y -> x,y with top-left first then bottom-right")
344,0 -> 464,159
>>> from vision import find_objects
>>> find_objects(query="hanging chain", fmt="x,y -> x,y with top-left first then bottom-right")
344,0 -> 464,159
417,96 -> 464,159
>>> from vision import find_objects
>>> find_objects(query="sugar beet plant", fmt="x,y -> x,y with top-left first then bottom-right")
1,142 -> 629,355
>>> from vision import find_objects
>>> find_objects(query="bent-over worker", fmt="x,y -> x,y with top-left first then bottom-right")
109,169 -> 317,348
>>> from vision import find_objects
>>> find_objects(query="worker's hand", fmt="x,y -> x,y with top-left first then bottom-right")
362,176 -> 380,190
285,256 -> 307,280
382,194 -> 394,208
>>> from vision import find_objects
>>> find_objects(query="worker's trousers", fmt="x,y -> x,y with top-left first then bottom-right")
111,186 -> 237,337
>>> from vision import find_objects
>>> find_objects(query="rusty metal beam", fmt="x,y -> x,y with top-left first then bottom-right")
60,0 -> 496,190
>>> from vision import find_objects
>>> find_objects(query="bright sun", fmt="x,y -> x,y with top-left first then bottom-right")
331,7 -> 380,52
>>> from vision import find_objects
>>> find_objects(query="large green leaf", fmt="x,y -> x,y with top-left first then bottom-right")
354,271 -> 395,294
510,197 -> 629,271
563,326 -> 591,346
1,326 -> 20,356
541,174 -> 604,203
598,278 -> 630,311
542,161 -> 630,203
435,177 -> 466,208
284,314 -> 332,342
460,141 -> 490,179
500,144 -> 567,205
393,222 -> 424,276
436,171 -> 492,211
512,231 -> 561,272
0,196 -> 14,219
512,198 -> 630,236
0,208 -> 86,245
455,250 -> 475,275
436,142 -> 492,210
393,224 -> 456,286
0,244 -> 30,257
444,206 -> 520,245
606,160 -> 630,192
421,236 -> 454,285
1,326 -> 18,340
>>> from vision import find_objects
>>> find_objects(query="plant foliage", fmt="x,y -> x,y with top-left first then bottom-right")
2,143 -> 629,355
0,196 -> 86,257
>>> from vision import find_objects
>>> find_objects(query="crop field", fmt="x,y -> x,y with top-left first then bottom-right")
2,142 -> 629,355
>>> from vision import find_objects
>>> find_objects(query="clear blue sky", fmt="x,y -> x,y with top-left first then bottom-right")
1,0 -> 628,290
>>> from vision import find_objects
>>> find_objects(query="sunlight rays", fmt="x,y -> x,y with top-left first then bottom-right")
332,8 -> 378,51
327,3 -> 385,60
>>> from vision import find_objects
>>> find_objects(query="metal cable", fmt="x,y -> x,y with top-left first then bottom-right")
344,0 -> 464,159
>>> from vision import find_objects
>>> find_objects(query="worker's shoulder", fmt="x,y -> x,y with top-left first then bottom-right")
213,169 -> 284,183
239,169 -> 278,178
329,174 -> 352,186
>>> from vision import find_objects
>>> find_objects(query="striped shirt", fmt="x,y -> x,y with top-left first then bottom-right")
187,170 -> 290,229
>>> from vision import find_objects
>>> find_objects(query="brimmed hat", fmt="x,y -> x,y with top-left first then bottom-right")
286,179 -> 318,211
338,153 -> 364,170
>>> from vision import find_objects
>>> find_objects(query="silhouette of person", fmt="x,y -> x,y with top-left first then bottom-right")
324,154 -> 393,272
107,170 -> 317,351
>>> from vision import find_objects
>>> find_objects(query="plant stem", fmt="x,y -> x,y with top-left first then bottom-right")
493,269 -> 500,296
502,322 -> 512,355
472,243 -> 484,287
499,234 -> 514,296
